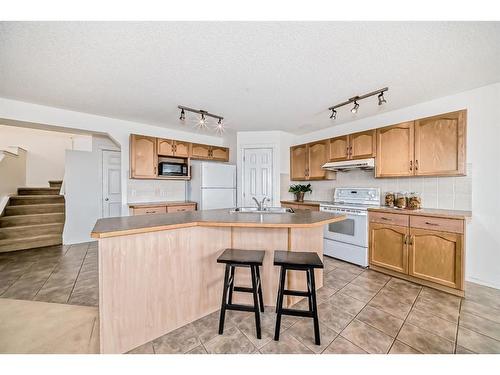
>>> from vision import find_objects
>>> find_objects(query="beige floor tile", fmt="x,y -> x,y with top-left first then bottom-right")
316,286 -> 337,301
349,275 -> 387,292
327,293 -> 366,315
455,345 -> 475,354
369,290 -> 412,320
237,312 -> 277,349
340,283 -> 379,303
322,336 -> 367,354
460,311 -> 500,341
326,268 -> 361,283
0,298 -> 98,354
420,287 -> 461,305
414,293 -> 460,323
357,305 -> 404,337
457,327 -> 500,353
152,323 -> 201,354
397,323 -> 454,354
287,319 -> 337,353
204,326 -> 256,354
341,319 -> 394,354
385,278 -> 422,296
379,284 -> 420,306
334,262 -> 365,275
187,345 -> 208,354
127,342 -> 155,354
355,270 -> 391,286
259,332 -> 314,354
465,282 -> 500,310
324,272 -> 350,290
318,302 -> 355,333
191,310 -> 235,344
407,308 -> 457,341
461,299 -> 500,324
389,340 -> 421,354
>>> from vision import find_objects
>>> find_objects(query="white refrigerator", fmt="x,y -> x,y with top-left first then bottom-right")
188,161 -> 237,210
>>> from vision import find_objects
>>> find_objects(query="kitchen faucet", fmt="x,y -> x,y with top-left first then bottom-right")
252,196 -> 270,211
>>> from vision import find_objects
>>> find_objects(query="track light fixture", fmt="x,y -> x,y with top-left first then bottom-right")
328,87 -> 388,120
178,105 -> 225,135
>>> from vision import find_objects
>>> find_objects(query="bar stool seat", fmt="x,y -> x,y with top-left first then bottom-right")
217,248 -> 265,339
273,250 -> 323,345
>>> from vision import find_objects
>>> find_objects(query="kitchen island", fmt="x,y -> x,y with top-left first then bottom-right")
91,209 -> 345,354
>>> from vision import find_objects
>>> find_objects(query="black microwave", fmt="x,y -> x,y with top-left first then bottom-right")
158,161 -> 188,176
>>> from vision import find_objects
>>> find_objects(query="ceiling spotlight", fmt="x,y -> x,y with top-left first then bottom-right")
215,118 -> 225,135
378,92 -> 387,106
178,105 -> 224,134
330,109 -> 337,120
351,101 -> 359,114
197,113 -> 208,129
179,108 -> 185,121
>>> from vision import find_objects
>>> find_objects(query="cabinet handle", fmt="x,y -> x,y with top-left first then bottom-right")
409,160 -> 413,172
425,221 -> 439,226
403,234 -> 408,245
409,235 -> 414,245
146,210 -> 156,214
415,160 -> 419,171
346,147 -> 349,156
380,217 -> 391,221
154,166 -> 157,174
349,146 -> 352,155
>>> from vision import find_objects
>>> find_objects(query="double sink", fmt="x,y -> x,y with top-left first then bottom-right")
230,207 -> 294,214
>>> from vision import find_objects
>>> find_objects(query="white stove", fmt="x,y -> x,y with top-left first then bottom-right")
320,188 -> 381,267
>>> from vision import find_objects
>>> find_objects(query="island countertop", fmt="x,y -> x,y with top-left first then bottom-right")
91,208 -> 346,239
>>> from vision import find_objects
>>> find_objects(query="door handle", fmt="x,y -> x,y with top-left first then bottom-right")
105,198 -> 109,201
415,160 -> 419,171
409,160 -> 413,172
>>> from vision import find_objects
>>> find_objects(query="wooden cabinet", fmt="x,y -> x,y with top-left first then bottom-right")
132,206 -> 166,215
369,222 -> 409,274
131,202 -> 196,215
329,135 -> 350,161
191,143 -> 211,160
368,211 -> 465,296
290,145 -> 308,180
210,146 -> 229,161
290,141 -> 331,181
375,122 -> 414,177
408,228 -> 463,290
307,140 -> 329,179
174,141 -> 191,158
281,202 -> 319,211
166,204 -> 197,213
350,130 -> 376,159
414,110 -> 466,176
157,138 -> 175,156
130,135 -> 158,179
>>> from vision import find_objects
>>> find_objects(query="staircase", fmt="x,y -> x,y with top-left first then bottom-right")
0,180 -> 65,253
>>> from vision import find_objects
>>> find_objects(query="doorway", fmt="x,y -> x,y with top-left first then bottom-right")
242,147 -> 274,207
101,150 -> 121,217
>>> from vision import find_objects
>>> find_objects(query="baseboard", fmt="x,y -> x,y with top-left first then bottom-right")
0,196 -> 9,217
466,276 -> 500,290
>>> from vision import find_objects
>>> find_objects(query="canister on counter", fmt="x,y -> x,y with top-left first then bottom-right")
395,192 -> 407,209
384,192 -> 395,207
408,192 -> 422,210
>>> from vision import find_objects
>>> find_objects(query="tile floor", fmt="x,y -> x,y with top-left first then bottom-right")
1,243 -> 500,354
0,242 -> 98,306
128,256 -> 500,354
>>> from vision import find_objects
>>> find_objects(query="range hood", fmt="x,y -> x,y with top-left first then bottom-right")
321,158 -> 375,172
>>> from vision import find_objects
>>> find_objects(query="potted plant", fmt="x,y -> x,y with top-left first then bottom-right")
288,184 -> 312,202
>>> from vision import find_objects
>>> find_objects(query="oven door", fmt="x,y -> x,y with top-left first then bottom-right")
322,210 -> 368,248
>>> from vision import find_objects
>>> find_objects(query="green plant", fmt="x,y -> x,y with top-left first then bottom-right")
288,184 -> 312,194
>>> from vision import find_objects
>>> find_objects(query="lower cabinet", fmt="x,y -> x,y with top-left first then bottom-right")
131,203 -> 197,215
369,223 -> 408,274
281,202 -> 319,211
368,212 -> 465,295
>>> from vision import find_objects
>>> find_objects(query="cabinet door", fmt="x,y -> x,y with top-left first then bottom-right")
191,143 -> 211,160
409,228 -> 463,290
350,130 -> 376,159
414,110 -> 466,176
210,146 -> 229,162
132,206 -> 166,215
130,135 -> 157,178
157,138 -> 174,156
375,122 -> 414,177
329,135 -> 349,161
369,223 -> 408,274
173,141 -> 191,158
307,140 -> 328,179
167,204 -> 196,213
290,145 -> 308,181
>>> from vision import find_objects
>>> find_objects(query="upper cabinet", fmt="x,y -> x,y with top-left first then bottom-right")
290,141 -> 332,181
329,135 -> 349,161
376,122 -> 414,177
130,134 -> 230,179
414,110 -> 466,176
290,144 -> 308,180
130,135 -> 158,179
328,131 -> 376,162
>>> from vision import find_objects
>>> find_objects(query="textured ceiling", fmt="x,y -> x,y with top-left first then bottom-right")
1,22 -> 500,134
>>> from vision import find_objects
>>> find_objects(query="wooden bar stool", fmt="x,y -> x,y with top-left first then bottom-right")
273,250 -> 324,345
217,248 -> 265,339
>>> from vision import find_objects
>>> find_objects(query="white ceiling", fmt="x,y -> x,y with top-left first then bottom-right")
1,22 -> 500,135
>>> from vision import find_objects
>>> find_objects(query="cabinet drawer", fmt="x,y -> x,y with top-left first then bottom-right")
295,204 -> 319,211
410,216 -> 463,234
167,205 -> 196,213
369,212 -> 409,227
133,206 -> 166,215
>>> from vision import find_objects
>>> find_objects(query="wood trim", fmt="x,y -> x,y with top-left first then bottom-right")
410,215 -> 464,234
369,211 -> 409,227
368,207 -> 471,220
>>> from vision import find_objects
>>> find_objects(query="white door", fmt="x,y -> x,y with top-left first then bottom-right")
102,150 -> 122,217
242,148 -> 273,207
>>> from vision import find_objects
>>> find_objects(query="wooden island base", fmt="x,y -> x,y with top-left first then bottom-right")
98,225 -> 323,354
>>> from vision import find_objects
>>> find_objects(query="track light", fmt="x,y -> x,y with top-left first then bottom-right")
215,118 -> 225,134
378,92 -> 387,106
179,108 -> 185,121
197,113 -> 207,129
330,109 -> 337,120
327,87 -> 388,120
351,101 -> 359,114
177,105 -> 224,135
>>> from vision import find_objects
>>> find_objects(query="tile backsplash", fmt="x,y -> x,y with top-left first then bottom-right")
281,163 -> 472,211
127,179 -> 187,203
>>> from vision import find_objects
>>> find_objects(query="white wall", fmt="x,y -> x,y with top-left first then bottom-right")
0,98 -> 233,216
0,147 -> 26,213
0,124 -> 81,186
289,82 -> 500,289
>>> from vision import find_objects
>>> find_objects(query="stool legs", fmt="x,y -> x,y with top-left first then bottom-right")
250,265 -> 261,339
218,264 -> 230,335
274,266 -> 287,341
308,268 -> 320,345
227,265 -> 235,305
255,266 -> 264,313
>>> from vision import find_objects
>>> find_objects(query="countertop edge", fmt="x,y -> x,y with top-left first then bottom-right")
367,207 -> 472,220
91,215 -> 346,239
